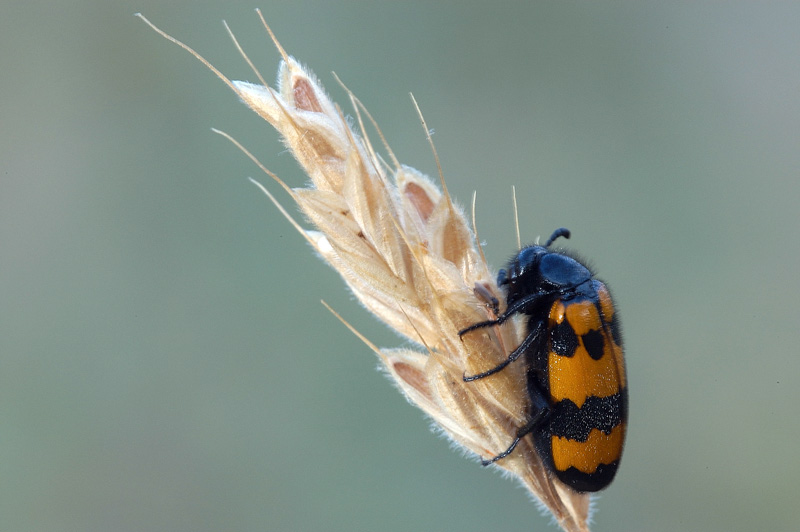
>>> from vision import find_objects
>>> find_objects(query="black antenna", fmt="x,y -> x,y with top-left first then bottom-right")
544,227 -> 571,248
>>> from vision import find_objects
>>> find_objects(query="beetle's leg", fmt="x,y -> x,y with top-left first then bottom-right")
463,320 -> 546,382
481,386 -> 550,466
458,291 -> 549,337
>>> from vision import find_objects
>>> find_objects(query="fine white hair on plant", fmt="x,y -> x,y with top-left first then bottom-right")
138,11 -> 593,532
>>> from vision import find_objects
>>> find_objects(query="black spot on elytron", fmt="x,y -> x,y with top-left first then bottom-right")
582,329 -> 605,360
547,393 -> 626,441
550,320 -> 578,357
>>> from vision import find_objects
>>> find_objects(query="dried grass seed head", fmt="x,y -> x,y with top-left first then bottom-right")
137,12 -> 594,532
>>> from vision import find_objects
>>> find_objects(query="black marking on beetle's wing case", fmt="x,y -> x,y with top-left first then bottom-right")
547,393 -> 626,442
557,462 -> 620,492
550,320 -> 578,357
581,329 -> 605,360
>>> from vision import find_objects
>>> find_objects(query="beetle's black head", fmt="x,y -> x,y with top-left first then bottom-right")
498,228 -> 592,308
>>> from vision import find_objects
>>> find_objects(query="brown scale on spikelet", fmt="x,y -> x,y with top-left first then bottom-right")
138,11 -> 592,532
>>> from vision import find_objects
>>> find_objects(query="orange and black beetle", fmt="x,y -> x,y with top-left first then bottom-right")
460,228 -> 627,492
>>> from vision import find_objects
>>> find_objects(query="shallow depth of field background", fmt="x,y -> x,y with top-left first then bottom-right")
2,2 -> 799,531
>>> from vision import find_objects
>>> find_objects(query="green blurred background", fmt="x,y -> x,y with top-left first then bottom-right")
2,2 -> 799,531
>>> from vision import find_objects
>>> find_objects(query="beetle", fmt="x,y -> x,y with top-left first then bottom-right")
459,227 -> 627,492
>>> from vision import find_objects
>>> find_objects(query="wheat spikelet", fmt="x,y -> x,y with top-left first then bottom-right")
138,12 -> 592,532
